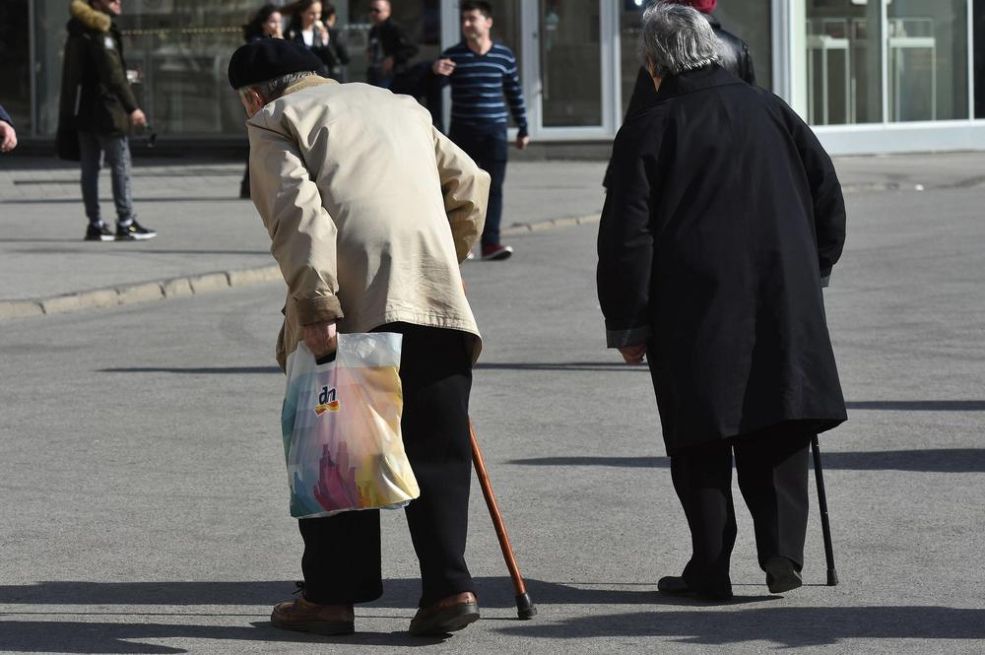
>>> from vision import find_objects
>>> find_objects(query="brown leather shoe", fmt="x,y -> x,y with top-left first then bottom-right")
270,597 -> 355,636
408,591 -> 479,636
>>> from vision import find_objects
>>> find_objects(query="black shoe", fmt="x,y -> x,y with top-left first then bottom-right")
84,223 -> 115,242
116,220 -> 157,241
657,576 -> 733,601
765,556 -> 802,594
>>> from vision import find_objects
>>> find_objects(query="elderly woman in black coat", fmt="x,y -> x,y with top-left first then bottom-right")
597,3 -> 847,601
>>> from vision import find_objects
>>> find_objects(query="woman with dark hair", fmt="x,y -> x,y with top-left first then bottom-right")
239,4 -> 283,198
283,0 -> 343,79
243,3 -> 284,42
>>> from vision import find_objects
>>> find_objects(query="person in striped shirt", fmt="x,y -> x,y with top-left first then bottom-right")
433,0 -> 529,261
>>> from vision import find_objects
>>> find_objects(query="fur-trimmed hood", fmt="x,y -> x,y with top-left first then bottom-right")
69,0 -> 111,33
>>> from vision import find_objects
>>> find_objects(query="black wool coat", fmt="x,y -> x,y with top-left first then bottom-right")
597,66 -> 847,454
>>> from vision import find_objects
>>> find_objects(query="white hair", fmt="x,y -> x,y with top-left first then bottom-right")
238,71 -> 318,102
639,2 -> 721,77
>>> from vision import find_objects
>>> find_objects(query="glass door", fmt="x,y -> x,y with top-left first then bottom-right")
528,0 -> 617,138
539,0 -> 602,127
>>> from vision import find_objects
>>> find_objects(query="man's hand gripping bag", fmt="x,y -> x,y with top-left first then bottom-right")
281,333 -> 419,518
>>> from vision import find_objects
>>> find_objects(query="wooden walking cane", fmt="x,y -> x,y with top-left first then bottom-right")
811,436 -> 839,586
468,419 -> 537,619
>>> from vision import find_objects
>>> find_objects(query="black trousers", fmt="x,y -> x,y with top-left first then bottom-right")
298,323 -> 475,607
448,123 -> 507,248
670,426 -> 813,595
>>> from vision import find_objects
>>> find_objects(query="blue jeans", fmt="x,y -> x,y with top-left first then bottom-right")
449,123 -> 507,248
78,131 -> 135,226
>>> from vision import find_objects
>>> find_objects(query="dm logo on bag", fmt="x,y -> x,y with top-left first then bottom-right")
314,386 -> 341,416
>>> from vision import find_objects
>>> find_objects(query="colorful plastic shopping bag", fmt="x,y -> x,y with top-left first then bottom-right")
281,333 -> 419,519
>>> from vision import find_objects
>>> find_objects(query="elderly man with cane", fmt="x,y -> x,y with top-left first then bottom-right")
598,3 -> 847,601
228,38 -> 490,636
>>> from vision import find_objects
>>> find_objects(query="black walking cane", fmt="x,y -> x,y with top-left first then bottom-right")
811,436 -> 838,586
468,419 -> 537,619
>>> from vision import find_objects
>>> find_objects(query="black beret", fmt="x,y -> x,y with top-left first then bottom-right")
228,38 -> 323,90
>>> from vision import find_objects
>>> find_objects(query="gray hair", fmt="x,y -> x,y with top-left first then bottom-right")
639,2 -> 721,77
238,71 -> 318,102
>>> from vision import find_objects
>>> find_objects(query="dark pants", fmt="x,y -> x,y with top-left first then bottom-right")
78,131 -> 134,226
448,123 -> 507,248
298,323 -> 475,607
670,426 -> 813,595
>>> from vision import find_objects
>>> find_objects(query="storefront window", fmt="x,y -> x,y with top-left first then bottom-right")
0,0 -> 31,130
806,0 -> 884,125
540,0 -> 602,127
33,1 -> 256,136
887,0 -> 968,121
976,0 -> 985,118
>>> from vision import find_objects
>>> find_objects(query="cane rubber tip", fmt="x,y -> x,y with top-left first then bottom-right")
827,570 -> 839,586
515,593 -> 537,620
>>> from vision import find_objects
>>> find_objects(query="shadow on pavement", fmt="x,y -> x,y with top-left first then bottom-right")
509,449 -> 985,473
0,577 -> 766,610
101,366 -> 281,375
846,400 -> 985,411
477,361 -> 647,372
0,620 -> 444,654
494,606 -> 985,646
0,578 -> 782,653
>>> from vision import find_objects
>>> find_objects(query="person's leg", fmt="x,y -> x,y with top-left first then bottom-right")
733,426 -> 813,572
78,131 -> 103,226
377,323 -> 475,607
478,128 -> 507,250
241,159 -> 251,199
669,439 -> 737,595
98,133 -> 135,226
297,510 -> 384,604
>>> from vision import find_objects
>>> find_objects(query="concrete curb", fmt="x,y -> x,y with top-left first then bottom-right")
0,266 -> 282,321
0,214 -> 602,321
502,213 -> 601,235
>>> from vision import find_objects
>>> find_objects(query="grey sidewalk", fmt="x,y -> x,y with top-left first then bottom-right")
3,150 -> 985,318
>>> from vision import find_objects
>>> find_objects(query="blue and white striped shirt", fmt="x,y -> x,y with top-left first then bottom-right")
439,41 -> 528,136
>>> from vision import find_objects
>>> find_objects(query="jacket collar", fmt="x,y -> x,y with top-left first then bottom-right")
282,75 -> 337,98
70,0 -> 111,33
654,65 -> 743,103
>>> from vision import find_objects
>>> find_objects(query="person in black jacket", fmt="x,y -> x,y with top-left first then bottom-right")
284,1 -> 350,81
58,0 -> 156,241
321,4 -> 350,81
0,104 -> 16,153
623,0 -> 755,119
366,0 -> 418,88
598,3 -> 847,601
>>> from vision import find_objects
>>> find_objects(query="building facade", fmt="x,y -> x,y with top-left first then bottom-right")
2,0 -> 984,155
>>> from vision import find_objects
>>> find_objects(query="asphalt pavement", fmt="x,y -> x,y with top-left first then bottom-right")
0,151 -> 984,653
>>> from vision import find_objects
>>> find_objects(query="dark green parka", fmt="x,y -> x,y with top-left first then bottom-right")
59,0 -> 139,135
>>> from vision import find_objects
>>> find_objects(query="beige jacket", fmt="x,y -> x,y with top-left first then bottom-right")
248,77 -> 489,370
